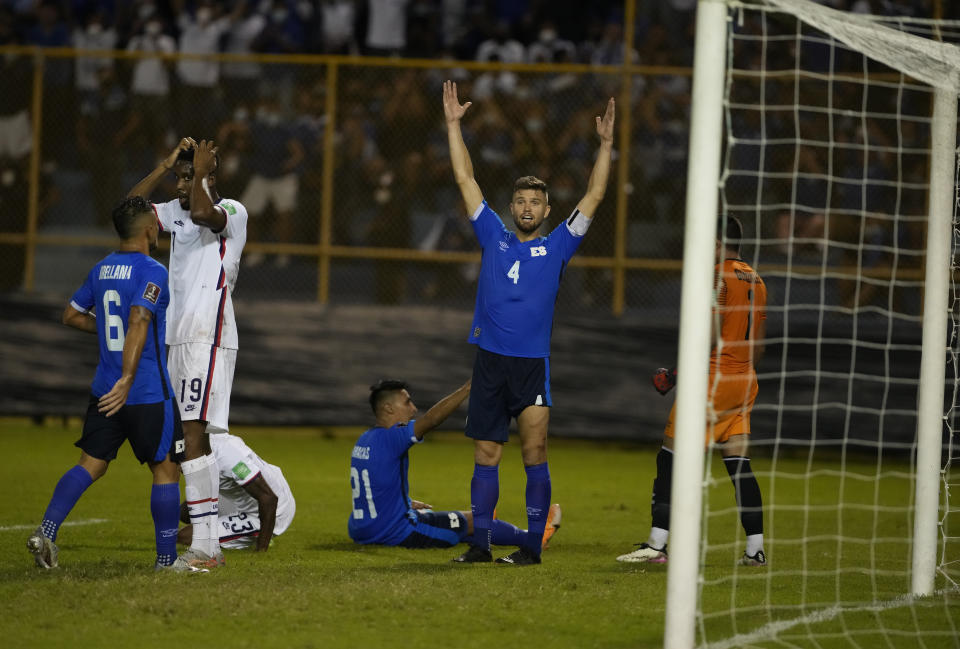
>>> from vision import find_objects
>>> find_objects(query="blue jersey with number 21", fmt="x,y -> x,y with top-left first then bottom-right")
468,201 -> 583,358
70,250 -> 172,404
348,421 -> 422,545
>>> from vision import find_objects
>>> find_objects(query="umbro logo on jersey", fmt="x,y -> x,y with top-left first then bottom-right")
174,220 -> 185,227
499,241 -> 509,251
530,246 -> 547,257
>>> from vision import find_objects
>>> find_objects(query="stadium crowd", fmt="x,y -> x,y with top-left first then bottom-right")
0,0 -> 950,306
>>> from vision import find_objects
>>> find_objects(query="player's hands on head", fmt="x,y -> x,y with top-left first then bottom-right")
652,367 -> 677,396
596,97 -> 615,142
442,80 -> 472,123
164,136 -> 196,171
193,139 -> 218,177
98,376 -> 133,417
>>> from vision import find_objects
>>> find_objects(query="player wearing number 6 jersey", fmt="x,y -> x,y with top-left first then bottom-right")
348,380 -> 559,551
617,216 -> 769,567
442,80 -> 613,565
128,137 -> 248,570
178,432 -> 295,551
27,196 -> 188,572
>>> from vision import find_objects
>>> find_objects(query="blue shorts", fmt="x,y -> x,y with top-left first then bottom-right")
77,395 -> 184,464
466,348 -> 551,443
398,510 -> 469,548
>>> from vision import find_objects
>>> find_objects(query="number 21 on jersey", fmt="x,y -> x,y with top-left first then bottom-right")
350,467 -> 377,520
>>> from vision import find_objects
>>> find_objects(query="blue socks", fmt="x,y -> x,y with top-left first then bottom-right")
151,483 -> 180,567
468,519 -> 527,547
470,464 -> 499,550
41,465 -> 94,540
524,462 -> 551,556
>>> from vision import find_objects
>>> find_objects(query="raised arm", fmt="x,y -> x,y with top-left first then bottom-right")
241,475 -> 279,552
412,380 -> 471,440
98,305 -> 152,417
189,139 -> 226,231
575,98 -> 616,219
442,80 -> 484,214
128,137 -> 195,199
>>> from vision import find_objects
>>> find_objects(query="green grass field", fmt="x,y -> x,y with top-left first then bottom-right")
1,419 -> 957,649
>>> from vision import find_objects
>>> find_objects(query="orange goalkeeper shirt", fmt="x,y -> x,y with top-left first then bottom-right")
711,258 -> 767,375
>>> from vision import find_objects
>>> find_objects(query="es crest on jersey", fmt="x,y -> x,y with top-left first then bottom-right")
142,282 -> 161,304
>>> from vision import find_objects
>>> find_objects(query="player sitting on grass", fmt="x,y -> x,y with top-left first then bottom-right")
178,431 -> 295,552
348,379 -> 561,550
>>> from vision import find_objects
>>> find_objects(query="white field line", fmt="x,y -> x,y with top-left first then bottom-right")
0,518 -> 109,532
703,589 -> 959,649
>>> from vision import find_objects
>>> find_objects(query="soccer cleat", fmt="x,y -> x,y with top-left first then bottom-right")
155,559 -> 208,574
495,547 -> 541,565
541,503 -> 562,549
616,542 -> 668,564
26,527 -> 59,569
172,548 -> 222,570
452,544 -> 493,563
739,550 -> 767,567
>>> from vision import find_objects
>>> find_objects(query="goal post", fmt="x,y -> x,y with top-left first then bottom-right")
913,87 -> 958,596
669,0 -> 960,646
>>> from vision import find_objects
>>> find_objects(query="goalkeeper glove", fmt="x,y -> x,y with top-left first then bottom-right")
652,367 -> 677,396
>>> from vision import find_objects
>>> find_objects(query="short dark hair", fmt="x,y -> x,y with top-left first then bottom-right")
175,146 -> 220,174
112,195 -> 153,239
513,176 -> 549,203
717,215 -> 743,251
369,379 -> 409,414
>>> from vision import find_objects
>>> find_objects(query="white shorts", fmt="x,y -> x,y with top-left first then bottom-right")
167,343 -> 236,432
218,507 -> 293,549
240,172 -> 299,215
0,110 -> 32,159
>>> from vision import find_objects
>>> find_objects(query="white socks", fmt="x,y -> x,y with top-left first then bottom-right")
746,533 -> 764,556
182,454 -> 220,557
648,527 -> 669,550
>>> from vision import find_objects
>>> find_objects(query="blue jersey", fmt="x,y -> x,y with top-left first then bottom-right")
468,201 -> 583,358
69,251 -> 173,404
347,421 -> 422,545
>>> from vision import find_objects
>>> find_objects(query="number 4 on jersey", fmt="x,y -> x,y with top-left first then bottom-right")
507,260 -> 520,284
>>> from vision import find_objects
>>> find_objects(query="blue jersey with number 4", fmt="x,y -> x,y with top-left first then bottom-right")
70,250 -> 172,404
469,201 -> 583,358
347,421 -> 421,545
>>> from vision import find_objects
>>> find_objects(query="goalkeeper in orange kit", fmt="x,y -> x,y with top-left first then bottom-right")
618,216 -> 768,567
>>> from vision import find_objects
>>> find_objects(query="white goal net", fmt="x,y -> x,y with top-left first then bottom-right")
673,1 -> 960,647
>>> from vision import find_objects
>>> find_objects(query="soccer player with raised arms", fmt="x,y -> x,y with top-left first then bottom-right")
128,137 -> 249,570
27,196 -> 190,572
442,80 -> 614,564
617,216 -> 768,567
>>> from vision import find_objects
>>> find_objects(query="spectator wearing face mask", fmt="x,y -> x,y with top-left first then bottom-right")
73,9 -> 118,100
175,0 -> 229,139
126,16 -> 176,158
240,94 -> 305,268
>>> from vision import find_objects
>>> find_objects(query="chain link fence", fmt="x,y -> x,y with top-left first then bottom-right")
0,47 -> 691,317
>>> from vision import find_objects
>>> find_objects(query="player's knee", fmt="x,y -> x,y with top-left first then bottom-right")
520,441 -> 547,466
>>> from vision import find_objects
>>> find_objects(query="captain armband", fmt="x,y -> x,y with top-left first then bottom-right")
566,209 -> 592,237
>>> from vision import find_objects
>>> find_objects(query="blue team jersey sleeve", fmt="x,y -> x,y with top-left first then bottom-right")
70,268 -> 96,313
129,261 -> 168,316
469,201 -> 509,249
386,421 -> 420,458
548,210 -> 585,262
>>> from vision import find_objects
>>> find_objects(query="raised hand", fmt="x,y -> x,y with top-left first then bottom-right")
163,137 -> 196,171
442,80 -> 472,123
193,139 -> 218,177
596,97 -> 615,143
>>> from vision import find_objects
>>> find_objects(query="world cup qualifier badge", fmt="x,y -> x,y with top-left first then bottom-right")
142,282 -> 161,304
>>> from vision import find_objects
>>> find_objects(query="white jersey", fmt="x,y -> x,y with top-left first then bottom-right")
154,198 -> 247,349
212,432 -> 296,536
